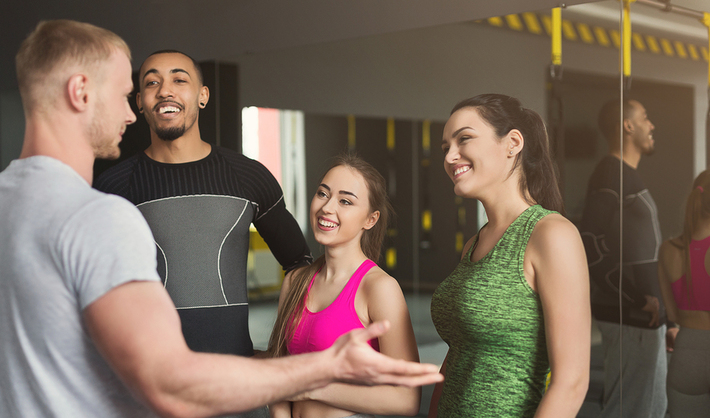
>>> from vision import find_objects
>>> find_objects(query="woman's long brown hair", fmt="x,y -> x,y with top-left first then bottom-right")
671,169 -> 710,307
267,153 -> 393,357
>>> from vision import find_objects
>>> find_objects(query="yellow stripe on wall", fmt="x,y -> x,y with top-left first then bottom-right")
610,30 -> 621,49
386,248 -> 397,269
478,12 -> 709,63
561,20 -> 578,41
387,118 -> 395,151
347,115 -> 356,150
660,38 -> 675,56
422,120 -> 431,153
541,15 -> 552,36
577,23 -> 594,44
688,44 -> 700,61
522,12 -> 543,35
505,14 -> 524,31
632,33 -> 646,52
646,35 -> 661,54
422,210 -> 432,232
594,26 -> 611,47
487,16 -> 504,27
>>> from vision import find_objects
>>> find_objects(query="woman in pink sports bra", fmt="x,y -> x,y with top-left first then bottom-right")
267,154 -> 421,418
658,169 -> 710,417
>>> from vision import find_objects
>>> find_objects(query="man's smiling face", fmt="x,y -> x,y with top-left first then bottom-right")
137,52 -> 208,142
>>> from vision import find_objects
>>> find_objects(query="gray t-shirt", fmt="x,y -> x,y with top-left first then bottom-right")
0,156 -> 160,417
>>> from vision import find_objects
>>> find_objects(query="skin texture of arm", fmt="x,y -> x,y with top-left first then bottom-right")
299,269 -> 422,416
269,402 -> 291,418
525,214 -> 591,418
83,280 -> 443,418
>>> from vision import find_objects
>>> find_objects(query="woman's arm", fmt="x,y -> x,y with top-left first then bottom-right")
269,402 -> 291,418
427,352 -> 448,418
658,239 -> 682,325
527,215 -> 591,418
267,269 -> 299,417
298,270 -> 422,416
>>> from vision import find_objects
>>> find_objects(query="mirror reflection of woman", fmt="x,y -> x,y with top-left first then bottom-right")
658,170 -> 710,417
268,154 -> 421,418
429,94 -> 591,417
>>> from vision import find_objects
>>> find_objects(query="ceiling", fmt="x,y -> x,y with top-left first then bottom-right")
1,0 -> 708,92
1,0 -> 593,91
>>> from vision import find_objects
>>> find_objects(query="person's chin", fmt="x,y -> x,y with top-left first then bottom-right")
155,126 -> 185,142
95,147 -> 121,161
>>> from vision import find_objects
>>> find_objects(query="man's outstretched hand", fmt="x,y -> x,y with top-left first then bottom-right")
328,320 -> 444,387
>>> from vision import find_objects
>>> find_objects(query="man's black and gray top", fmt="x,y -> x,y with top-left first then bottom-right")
578,155 -> 666,328
95,146 -> 312,355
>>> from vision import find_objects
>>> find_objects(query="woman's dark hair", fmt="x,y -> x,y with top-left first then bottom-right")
672,169 -> 710,306
451,93 -> 564,214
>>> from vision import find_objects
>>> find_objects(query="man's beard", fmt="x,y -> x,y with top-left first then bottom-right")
88,99 -> 121,160
155,125 -> 185,141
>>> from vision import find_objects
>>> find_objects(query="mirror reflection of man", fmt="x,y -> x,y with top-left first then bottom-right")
579,98 -> 669,418
94,51 -> 312,418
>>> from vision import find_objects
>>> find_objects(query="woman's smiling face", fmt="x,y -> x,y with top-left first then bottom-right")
310,165 -> 378,248
442,107 -> 512,199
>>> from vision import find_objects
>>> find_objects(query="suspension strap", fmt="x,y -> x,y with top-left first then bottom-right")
623,0 -> 636,92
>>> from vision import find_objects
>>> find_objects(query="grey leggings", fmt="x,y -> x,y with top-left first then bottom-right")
667,327 -> 710,418
343,415 -> 376,418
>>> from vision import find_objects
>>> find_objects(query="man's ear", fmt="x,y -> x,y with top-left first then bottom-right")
623,119 -> 634,134
67,74 -> 89,112
198,86 -> 210,109
136,92 -> 143,113
364,210 -> 380,230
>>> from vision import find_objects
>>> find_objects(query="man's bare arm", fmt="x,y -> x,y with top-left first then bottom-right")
84,281 -> 442,418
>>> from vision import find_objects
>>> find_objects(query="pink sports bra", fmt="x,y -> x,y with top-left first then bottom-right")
287,259 -> 380,355
672,236 -> 710,311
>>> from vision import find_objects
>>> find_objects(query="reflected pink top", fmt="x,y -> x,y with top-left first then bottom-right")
672,236 -> 710,311
287,259 -> 380,354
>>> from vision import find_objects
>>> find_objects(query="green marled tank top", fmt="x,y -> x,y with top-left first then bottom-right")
430,205 -> 554,418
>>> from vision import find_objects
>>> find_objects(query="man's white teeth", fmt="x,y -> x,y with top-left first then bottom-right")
159,106 -> 181,114
319,219 -> 338,228
454,166 -> 471,176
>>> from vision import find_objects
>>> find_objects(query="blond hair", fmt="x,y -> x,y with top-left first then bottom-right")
16,20 -> 131,113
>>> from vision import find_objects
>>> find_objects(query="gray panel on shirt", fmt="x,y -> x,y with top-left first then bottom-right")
137,195 -> 254,308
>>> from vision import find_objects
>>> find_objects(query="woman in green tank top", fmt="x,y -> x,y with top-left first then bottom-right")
429,94 -> 591,418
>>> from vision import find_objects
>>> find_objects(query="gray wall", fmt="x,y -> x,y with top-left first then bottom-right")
2,17 -> 707,239
232,20 -> 707,240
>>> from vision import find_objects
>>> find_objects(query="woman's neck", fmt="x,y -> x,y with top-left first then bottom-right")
321,241 -> 369,283
691,218 -> 710,240
479,192 -> 531,233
